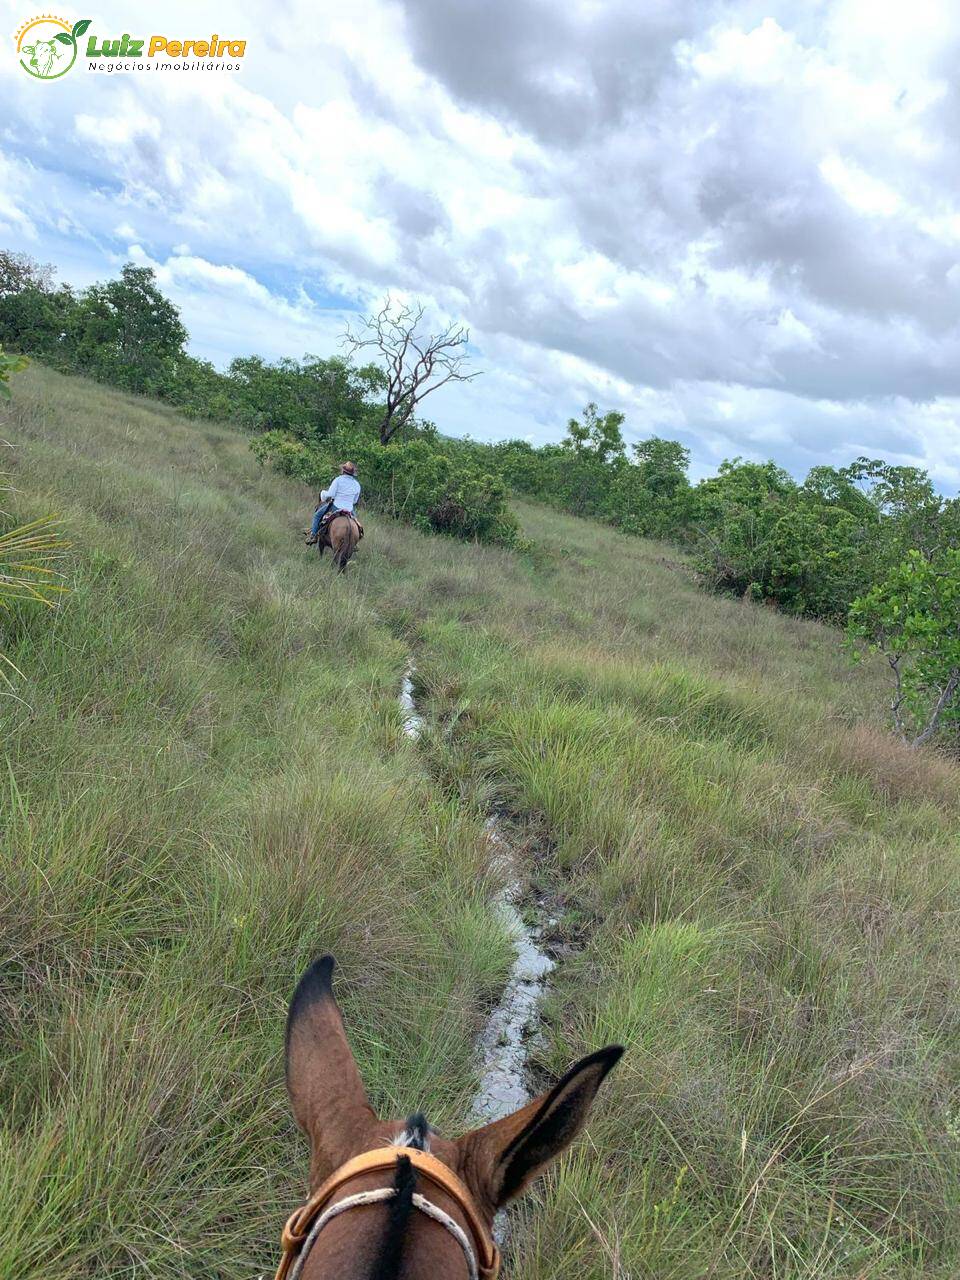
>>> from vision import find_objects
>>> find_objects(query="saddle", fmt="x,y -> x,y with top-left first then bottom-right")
321,508 -> 364,539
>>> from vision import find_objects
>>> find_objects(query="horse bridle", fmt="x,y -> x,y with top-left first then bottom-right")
274,1147 -> 501,1280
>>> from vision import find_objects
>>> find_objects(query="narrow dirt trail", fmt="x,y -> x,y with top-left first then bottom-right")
399,660 -> 555,1123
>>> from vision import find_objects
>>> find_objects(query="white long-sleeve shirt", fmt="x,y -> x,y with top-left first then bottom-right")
320,474 -> 361,512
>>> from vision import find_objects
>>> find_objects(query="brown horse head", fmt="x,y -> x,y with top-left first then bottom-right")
280,955 -> 623,1280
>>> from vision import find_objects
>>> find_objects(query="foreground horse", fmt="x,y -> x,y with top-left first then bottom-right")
318,513 -> 360,572
276,955 -> 623,1279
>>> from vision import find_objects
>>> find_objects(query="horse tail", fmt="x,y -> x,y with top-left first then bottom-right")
333,519 -> 358,572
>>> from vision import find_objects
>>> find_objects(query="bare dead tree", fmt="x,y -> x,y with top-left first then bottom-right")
343,298 -> 480,445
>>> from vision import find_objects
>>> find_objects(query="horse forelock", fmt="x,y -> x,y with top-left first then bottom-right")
393,1112 -> 431,1152
372,1119 -> 432,1279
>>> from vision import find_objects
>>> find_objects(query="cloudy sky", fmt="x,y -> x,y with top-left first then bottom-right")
2,0 -> 960,489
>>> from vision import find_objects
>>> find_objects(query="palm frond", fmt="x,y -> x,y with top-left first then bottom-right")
0,515 -> 70,612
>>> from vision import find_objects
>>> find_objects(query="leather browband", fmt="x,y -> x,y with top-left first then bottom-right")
274,1146 -> 501,1280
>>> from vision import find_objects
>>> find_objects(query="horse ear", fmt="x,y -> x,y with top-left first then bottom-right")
456,1045 -> 624,1212
285,955 -> 380,1186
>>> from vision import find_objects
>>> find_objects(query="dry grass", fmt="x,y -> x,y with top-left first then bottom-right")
831,723 -> 960,810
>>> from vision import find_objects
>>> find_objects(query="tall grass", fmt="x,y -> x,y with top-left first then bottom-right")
2,364 -> 958,1278
409,535 -> 960,1279
0,367 -> 509,1278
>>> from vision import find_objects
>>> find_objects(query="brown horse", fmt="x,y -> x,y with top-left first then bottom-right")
277,955 -> 623,1280
318,514 -> 360,572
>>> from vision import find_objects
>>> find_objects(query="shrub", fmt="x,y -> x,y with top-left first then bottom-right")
847,548 -> 960,747
691,460 -> 796,599
252,430 -> 522,548
0,344 -> 28,398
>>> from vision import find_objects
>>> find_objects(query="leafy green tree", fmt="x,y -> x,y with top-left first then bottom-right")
632,437 -> 690,495
563,402 -> 626,464
490,439 -> 553,501
802,464 -> 876,516
549,404 -> 625,518
843,457 -> 937,520
68,265 -> 187,394
228,354 -> 384,437
937,496 -> 960,552
691,459 -> 796,598
605,436 -> 693,539
0,280 -> 77,360
165,355 -> 237,421
840,457 -> 944,570
765,501 -> 866,619
848,549 -> 960,746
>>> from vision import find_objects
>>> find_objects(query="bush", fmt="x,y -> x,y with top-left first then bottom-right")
847,549 -> 960,746
0,344 -> 28,398
252,430 -> 522,548
488,416 -> 694,542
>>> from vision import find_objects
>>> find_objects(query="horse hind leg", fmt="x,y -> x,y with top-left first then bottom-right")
334,531 -> 356,572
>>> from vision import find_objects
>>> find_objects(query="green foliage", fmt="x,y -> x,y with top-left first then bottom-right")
0,344 -> 28,399
68,264 -> 188,395
253,428 -> 522,547
692,459 -> 813,608
0,249 -> 55,297
764,500 -> 866,618
164,353 -> 239,421
490,408 -> 694,539
690,456 -> 959,628
563,401 -> 626,464
0,259 -> 187,395
611,438 -> 694,538
225,353 -> 384,436
0,281 -> 75,355
848,549 -> 960,745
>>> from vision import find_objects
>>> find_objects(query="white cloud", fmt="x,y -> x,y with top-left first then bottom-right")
120,246 -> 354,367
819,153 -> 903,217
0,152 -> 35,238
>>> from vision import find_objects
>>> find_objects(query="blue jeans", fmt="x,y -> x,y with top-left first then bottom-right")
311,501 -> 333,536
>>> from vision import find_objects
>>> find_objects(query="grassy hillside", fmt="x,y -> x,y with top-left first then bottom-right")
2,364 -> 958,1279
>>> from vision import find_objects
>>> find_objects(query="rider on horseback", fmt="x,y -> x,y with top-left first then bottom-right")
305,462 -> 361,545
